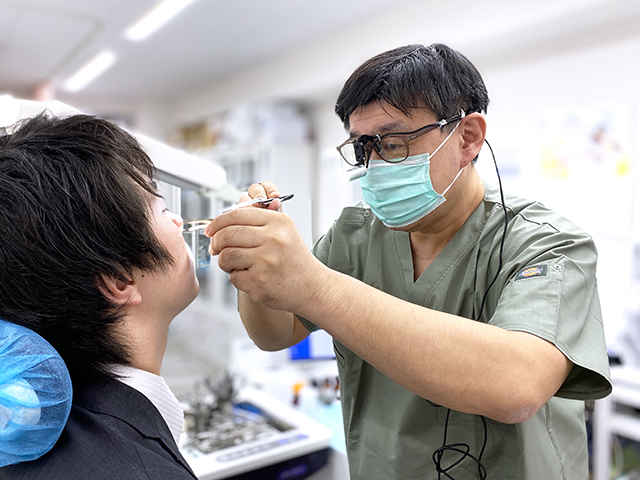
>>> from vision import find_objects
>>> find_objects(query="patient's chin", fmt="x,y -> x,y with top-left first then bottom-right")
176,280 -> 200,317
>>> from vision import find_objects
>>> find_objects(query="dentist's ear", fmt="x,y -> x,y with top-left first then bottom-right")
459,113 -> 486,168
97,274 -> 142,306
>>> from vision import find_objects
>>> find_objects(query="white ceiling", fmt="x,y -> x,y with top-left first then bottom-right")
0,0 -> 397,107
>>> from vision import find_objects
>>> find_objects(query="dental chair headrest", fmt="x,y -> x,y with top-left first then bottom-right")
0,319 -> 72,466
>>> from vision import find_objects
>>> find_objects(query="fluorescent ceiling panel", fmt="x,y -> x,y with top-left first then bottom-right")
124,0 -> 195,42
63,50 -> 117,92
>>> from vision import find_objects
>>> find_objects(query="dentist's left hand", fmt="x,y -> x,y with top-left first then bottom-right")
204,207 -> 327,314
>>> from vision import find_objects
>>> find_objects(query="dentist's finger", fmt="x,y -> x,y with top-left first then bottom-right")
218,247 -> 254,273
209,225 -> 263,256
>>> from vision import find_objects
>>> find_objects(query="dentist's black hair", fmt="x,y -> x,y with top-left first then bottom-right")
335,43 -> 489,129
0,113 -> 173,384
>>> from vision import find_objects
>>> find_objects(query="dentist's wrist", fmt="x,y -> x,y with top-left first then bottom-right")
295,260 -> 341,325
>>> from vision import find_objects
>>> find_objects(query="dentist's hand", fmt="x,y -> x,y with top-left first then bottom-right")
245,181 -> 283,211
205,183 -> 327,313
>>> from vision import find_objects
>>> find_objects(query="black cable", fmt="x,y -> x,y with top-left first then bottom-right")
432,139 -> 508,479
432,409 -> 488,479
478,139 -> 508,322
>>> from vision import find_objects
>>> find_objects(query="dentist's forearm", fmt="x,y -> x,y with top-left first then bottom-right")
299,267 -> 569,423
238,291 -> 308,351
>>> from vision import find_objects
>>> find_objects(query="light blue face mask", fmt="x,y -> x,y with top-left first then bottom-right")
359,119 -> 463,228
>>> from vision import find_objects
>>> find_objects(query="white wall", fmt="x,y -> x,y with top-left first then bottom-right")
163,0 -> 640,126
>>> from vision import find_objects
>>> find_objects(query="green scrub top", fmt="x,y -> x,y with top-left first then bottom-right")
298,185 -> 611,480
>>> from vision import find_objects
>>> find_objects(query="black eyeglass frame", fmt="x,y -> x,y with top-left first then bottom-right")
336,113 -> 464,168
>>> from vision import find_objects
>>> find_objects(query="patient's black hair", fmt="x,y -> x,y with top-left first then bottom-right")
0,113 -> 173,384
335,43 -> 489,129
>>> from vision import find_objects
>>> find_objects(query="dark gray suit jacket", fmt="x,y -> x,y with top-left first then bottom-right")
0,378 -> 197,479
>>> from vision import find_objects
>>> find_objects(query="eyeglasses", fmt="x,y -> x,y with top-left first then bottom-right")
336,113 -> 464,168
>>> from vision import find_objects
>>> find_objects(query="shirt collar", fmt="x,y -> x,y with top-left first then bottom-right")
110,365 -> 184,444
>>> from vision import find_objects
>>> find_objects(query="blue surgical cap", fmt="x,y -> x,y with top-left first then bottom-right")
0,319 -> 72,466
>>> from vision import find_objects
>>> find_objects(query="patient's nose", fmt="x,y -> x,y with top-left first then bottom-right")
168,211 -> 184,229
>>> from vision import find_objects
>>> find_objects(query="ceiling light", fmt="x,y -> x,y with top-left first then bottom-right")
63,51 -> 117,92
124,0 -> 195,42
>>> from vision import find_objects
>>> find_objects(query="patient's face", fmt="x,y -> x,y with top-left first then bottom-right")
136,194 -> 200,320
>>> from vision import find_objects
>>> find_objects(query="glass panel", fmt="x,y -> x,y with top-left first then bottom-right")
183,227 -> 211,270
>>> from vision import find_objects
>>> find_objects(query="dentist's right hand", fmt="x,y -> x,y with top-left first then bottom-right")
205,181 -> 331,315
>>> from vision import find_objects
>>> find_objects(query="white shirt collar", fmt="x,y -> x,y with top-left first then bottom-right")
111,365 -> 184,444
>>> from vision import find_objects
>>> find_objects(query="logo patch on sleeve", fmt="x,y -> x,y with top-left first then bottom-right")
515,264 -> 548,281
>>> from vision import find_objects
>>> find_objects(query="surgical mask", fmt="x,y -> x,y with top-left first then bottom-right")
0,319 -> 72,466
359,120 -> 463,228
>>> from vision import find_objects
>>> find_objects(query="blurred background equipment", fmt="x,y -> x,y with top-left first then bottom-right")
179,373 -> 331,480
